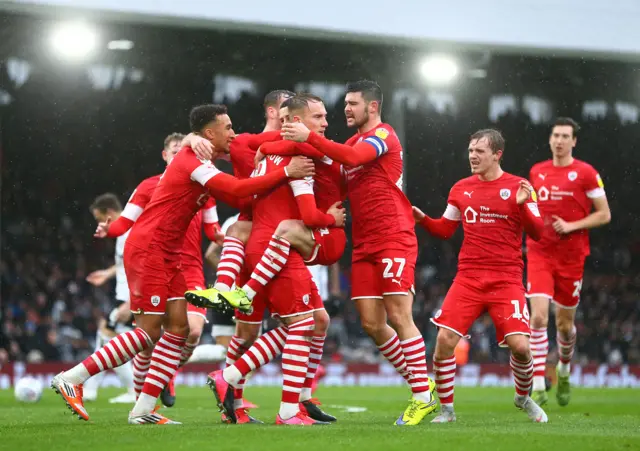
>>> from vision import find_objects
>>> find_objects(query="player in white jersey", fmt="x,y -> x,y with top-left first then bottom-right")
83,193 -> 136,403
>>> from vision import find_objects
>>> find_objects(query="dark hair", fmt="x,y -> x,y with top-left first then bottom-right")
263,89 -> 295,109
90,193 -> 122,213
552,117 -> 580,138
469,129 -> 505,154
189,104 -> 228,133
346,79 -> 383,109
164,132 -> 185,149
286,93 -> 325,115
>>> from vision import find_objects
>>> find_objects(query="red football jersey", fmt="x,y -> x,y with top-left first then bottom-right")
343,123 -> 414,246
126,147 -> 221,259
181,197 -> 218,268
123,173 -> 218,267
526,159 -> 605,257
445,172 -> 541,278
122,174 -> 162,222
313,156 -> 345,211
246,154 -> 315,251
230,133 -> 257,179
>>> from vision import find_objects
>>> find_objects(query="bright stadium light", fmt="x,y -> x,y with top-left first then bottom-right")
50,22 -> 98,62
108,40 -> 134,51
419,54 -> 459,86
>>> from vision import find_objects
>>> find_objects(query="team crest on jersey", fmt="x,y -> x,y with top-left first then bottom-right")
375,128 -> 389,140
500,188 -> 511,200
568,171 -> 578,181
150,295 -> 160,307
303,294 -> 310,305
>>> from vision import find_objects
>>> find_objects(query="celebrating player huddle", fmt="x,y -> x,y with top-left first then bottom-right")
51,80 -> 609,427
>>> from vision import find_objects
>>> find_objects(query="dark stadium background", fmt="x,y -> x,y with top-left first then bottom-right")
1,11 -> 638,372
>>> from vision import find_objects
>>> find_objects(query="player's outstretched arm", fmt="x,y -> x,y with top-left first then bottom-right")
203,156 -> 315,199
261,140 -> 324,159
86,265 -> 117,286
412,206 -> 459,240
96,215 -> 134,238
281,123 -> 378,166
552,196 -> 611,234
237,130 -> 282,150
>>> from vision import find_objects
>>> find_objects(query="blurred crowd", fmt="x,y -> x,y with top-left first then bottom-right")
2,92 -> 639,368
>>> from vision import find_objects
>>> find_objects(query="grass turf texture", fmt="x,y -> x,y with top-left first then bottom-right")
1,387 -> 639,451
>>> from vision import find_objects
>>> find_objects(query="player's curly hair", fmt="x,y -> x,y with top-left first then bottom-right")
189,104 -> 228,133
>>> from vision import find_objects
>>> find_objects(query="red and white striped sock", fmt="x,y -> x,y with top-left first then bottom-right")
433,355 -> 456,408
556,325 -> 576,377
242,235 -> 290,300
279,317 -> 314,420
223,327 -> 288,386
377,333 -> 411,384
530,328 -> 549,391
132,332 -> 186,416
132,350 -> 152,399
300,334 -> 325,402
225,335 -> 249,403
179,342 -> 197,368
401,335 -> 432,402
510,354 -> 534,397
215,236 -> 245,291
63,328 -> 153,384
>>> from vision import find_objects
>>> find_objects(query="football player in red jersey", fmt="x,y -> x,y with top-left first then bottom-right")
526,118 -> 611,407
189,94 -> 345,424
92,133 -> 222,408
51,105 -> 314,424
206,98 -> 344,426
281,80 -> 436,425
413,129 -> 548,423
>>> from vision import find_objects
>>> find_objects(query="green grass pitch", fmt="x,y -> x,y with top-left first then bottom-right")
1,386 -> 639,451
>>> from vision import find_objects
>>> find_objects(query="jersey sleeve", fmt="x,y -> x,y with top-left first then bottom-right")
185,152 -> 223,186
362,126 -> 395,158
583,165 -> 606,199
201,197 -> 219,224
121,178 -> 156,221
289,177 -> 315,197
443,185 -> 462,221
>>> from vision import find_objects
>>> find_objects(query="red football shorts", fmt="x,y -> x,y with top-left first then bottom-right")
350,235 -> 417,300
124,244 -> 186,315
431,272 -> 530,347
526,250 -> 585,309
183,264 -> 208,322
305,227 -> 347,266
239,251 -> 322,319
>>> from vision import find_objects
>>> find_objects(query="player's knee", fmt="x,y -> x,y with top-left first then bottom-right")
141,326 -> 163,344
556,317 -> 574,337
435,329 -> 460,358
275,219 -> 304,241
530,310 -> 549,329
236,323 -> 260,344
360,317 -> 387,339
386,309 -> 414,333
187,326 -> 203,345
313,309 -> 330,334
508,337 -> 531,361
228,221 -> 252,243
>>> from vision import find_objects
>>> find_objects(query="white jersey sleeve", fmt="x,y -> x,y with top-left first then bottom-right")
114,230 -> 130,302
